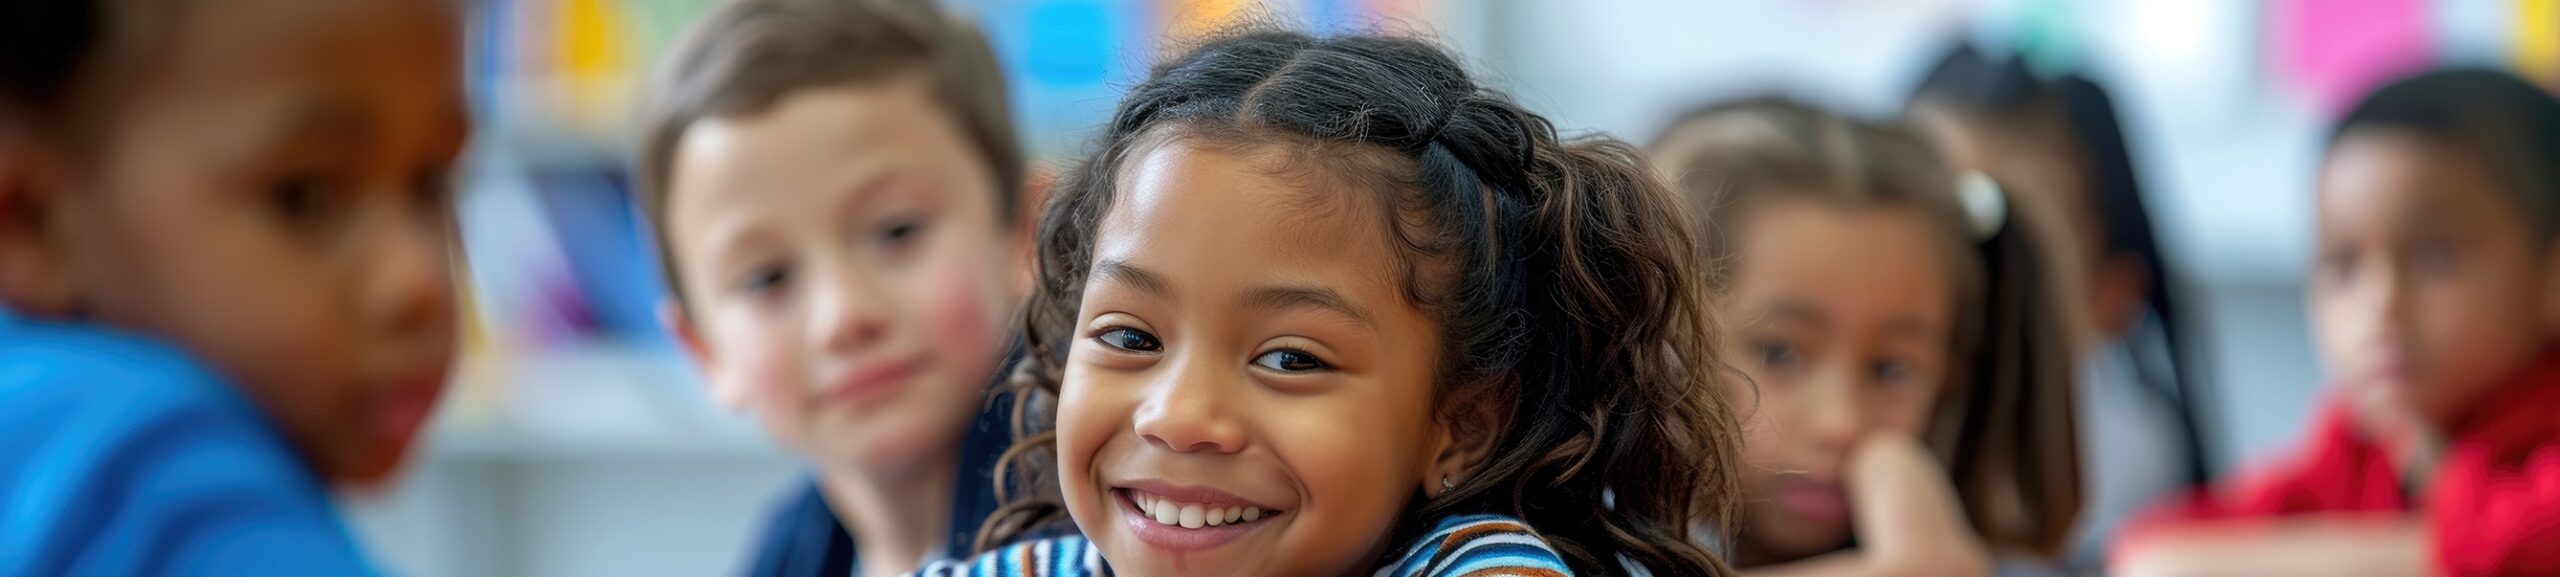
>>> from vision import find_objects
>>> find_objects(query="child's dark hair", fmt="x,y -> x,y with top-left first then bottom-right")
982,28 -> 1745,576
1907,44 -> 2220,486
1651,97 -> 2083,557
2328,68 -> 2560,243
632,0 -> 1021,307
0,1 -> 146,138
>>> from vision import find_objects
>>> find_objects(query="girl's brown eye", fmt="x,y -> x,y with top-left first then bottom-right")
1097,327 -> 1161,353
1755,340 -> 1798,371
1870,358 -> 1916,388
1251,349 -> 1326,373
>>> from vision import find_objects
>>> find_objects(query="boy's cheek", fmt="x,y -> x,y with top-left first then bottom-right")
921,263 -> 1008,375
708,327 -> 804,419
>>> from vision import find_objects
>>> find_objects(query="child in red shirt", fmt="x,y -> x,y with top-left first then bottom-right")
2112,69 -> 2560,576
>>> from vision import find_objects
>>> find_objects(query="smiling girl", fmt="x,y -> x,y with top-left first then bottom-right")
912,28 -> 1746,577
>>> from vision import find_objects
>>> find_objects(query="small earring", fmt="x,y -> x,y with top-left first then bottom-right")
1440,476 -> 1455,490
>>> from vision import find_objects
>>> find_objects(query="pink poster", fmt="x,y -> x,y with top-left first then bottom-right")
2270,0 -> 2436,116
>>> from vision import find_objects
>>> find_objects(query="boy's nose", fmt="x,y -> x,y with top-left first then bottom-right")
1132,353 -> 1246,454
2346,259 -> 2413,343
811,261 -> 892,354
366,210 -> 456,344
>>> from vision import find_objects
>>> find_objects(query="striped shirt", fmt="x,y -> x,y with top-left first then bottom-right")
1376,514 -> 1573,577
908,535 -> 1108,577
904,514 -> 1570,577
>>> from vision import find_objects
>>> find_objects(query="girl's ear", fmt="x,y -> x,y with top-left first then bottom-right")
0,129 -> 81,317
1425,387 -> 1504,497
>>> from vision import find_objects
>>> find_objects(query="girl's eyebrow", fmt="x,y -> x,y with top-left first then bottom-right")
1091,259 -> 1373,328
1759,300 -> 1827,327
1879,317 -> 1943,341
1245,285 -> 1374,330
1092,260 -> 1175,300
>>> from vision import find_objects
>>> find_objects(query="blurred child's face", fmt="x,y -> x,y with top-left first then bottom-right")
1721,198 -> 1957,561
35,0 -> 467,484
2310,130 -> 2555,437
666,78 -> 1018,480
1056,141 -> 1449,576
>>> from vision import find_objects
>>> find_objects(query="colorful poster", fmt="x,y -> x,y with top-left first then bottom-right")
2269,0 -> 2436,116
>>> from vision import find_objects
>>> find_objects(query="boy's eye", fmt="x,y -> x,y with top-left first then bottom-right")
413,169 -> 457,215
1251,349 -> 1327,373
878,218 -> 926,247
1096,327 -> 1161,353
271,177 -> 336,223
2318,250 -> 2358,285
2411,240 -> 2458,277
739,264 -> 792,297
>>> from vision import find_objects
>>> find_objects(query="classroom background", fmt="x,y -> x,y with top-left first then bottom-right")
337,0 -> 2560,575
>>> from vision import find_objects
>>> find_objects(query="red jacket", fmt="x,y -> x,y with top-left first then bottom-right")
2120,350 -> 2560,576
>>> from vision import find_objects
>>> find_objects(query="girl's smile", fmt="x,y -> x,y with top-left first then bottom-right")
1113,481 -> 1291,551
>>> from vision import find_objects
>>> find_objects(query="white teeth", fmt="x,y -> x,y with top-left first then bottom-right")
1131,492 -> 1277,529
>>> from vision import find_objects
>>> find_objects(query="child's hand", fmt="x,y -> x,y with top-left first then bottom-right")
1749,436 -> 1991,577
1842,435 -> 1992,576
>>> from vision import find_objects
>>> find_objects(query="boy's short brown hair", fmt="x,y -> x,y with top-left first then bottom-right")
635,0 -> 1022,305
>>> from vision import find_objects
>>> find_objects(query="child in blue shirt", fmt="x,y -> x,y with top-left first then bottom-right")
0,0 -> 470,574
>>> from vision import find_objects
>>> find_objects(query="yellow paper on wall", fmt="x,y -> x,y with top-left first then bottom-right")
2521,0 -> 2559,88
1166,0 -> 1253,41
557,0 -> 631,134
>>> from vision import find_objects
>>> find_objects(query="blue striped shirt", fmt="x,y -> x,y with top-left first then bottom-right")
906,513 -> 1570,577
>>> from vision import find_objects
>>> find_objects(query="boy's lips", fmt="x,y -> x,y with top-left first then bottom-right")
2355,348 -> 2411,387
826,355 -> 925,405
371,373 -> 446,441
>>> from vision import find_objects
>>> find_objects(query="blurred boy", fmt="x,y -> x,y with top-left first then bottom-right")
0,0 -> 468,574
633,1 -> 1028,575
2112,69 -> 2560,577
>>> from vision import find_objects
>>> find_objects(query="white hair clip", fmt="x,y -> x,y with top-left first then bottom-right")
1956,170 -> 2007,241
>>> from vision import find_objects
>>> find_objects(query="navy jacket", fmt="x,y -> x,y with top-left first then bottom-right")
742,379 -> 1017,577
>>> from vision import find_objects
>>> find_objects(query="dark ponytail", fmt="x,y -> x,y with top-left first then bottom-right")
1939,180 -> 2084,555
1909,45 -> 2219,486
983,28 -> 1743,576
